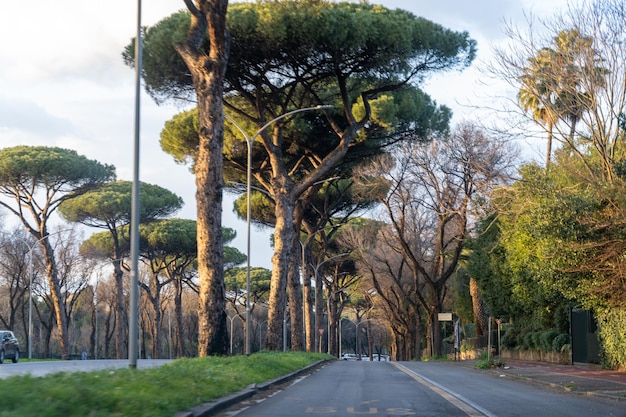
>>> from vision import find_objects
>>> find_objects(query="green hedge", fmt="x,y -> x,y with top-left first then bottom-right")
595,307 -> 626,370
505,328 -> 569,352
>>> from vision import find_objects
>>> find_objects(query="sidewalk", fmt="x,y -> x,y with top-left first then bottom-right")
483,359 -> 626,401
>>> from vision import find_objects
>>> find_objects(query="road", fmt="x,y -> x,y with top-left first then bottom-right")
0,359 -> 171,379
216,361 -> 625,417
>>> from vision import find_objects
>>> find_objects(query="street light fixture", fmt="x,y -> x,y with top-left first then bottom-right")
23,229 -> 72,359
311,252 -> 349,353
225,105 -> 331,355
355,318 -> 373,360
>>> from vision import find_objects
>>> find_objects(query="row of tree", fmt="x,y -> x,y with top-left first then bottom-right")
125,0 -> 477,356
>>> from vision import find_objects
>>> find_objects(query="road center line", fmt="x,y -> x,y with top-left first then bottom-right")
392,363 -> 498,417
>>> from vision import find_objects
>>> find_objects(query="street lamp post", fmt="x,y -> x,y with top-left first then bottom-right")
355,319 -> 373,360
311,253 -> 349,353
225,105 -> 331,355
228,314 -> 244,355
23,229 -> 73,359
129,0 -> 142,369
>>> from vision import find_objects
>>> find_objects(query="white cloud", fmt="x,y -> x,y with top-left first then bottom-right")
0,96 -> 75,137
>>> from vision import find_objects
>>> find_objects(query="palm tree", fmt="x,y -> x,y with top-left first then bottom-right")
518,47 -> 559,167
518,30 -> 599,167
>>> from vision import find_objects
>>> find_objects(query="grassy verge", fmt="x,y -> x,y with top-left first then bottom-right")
0,351 -> 331,417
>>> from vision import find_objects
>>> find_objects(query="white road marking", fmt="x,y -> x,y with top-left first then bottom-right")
392,363 -> 499,417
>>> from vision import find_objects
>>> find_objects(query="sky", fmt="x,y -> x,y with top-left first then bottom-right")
0,0 -> 564,269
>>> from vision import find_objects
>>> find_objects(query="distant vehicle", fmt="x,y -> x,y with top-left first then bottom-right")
0,330 -> 20,364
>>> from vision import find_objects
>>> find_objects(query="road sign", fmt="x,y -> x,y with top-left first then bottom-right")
438,313 -> 453,321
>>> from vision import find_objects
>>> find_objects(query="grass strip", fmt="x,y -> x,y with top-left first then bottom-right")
0,351 -> 331,417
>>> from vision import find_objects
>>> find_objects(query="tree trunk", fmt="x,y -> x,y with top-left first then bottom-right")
90,299 -> 96,358
104,310 -> 113,359
288,239 -> 304,351
176,0 -> 230,356
470,277 -> 489,337
151,296 -> 162,359
113,258 -> 125,359
266,197 -> 293,350
327,289 -> 338,357
175,279 -> 185,357
415,311 -> 422,360
546,122 -> 553,167
42,241 -> 70,360
302,246 -> 314,351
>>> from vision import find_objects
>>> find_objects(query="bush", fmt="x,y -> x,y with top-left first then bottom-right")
501,332 -> 518,349
531,331 -> 543,351
595,307 -> 626,370
522,331 -> 536,350
552,333 -> 571,352
540,330 -> 559,352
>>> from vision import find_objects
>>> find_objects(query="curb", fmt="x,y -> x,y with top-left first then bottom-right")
173,359 -> 330,417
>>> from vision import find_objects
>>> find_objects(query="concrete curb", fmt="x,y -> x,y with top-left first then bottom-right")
173,359 -> 330,417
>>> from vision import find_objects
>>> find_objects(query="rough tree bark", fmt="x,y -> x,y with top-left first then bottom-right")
175,0 -> 230,356
470,277 -> 489,337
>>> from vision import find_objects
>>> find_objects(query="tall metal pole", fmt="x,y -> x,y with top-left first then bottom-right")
129,0 -> 142,369
28,254 -> 32,359
311,252 -> 349,353
19,230 -> 71,359
245,136 -> 252,355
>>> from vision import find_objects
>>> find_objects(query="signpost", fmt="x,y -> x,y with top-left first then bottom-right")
438,313 -> 453,359
318,328 -> 325,353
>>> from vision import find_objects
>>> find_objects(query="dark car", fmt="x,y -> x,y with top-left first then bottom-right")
0,330 -> 20,363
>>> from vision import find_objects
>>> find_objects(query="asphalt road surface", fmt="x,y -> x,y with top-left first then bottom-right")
216,361 -> 625,417
0,359 -> 171,379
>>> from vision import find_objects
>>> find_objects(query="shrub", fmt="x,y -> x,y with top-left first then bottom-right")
540,330 -> 559,352
501,332 -> 518,349
552,333 -> 571,352
595,307 -> 626,370
522,332 -> 536,350
531,331 -> 543,351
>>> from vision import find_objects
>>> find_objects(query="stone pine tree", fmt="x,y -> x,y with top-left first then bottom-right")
58,180 -> 183,359
0,146 -> 115,360
124,0 -> 231,356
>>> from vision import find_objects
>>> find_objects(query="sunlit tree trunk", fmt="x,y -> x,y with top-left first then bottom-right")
266,197 -> 293,350
176,0 -> 230,356
41,239 -> 70,360
470,277 -> 489,337
288,235 -> 304,351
